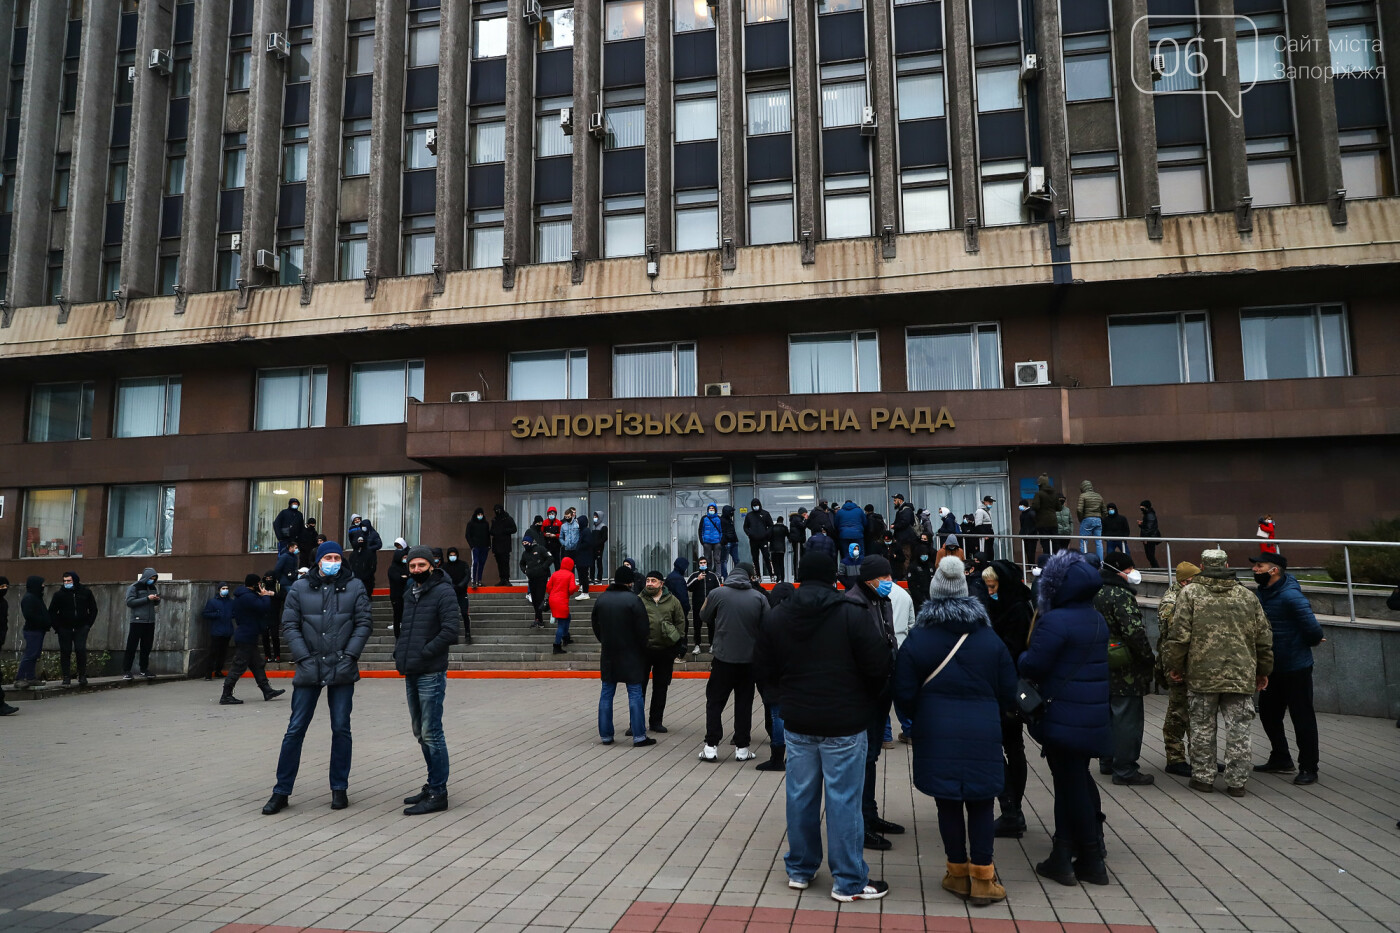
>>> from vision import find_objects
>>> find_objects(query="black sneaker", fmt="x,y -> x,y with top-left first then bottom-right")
632,737 -> 657,747
650,725 -> 668,733
1254,759 -> 1296,774
869,816 -> 905,835
142,672 -> 156,680
0,703 -> 18,716
122,673 -> 134,681
1293,770 -> 1318,786
863,831 -> 892,851
1111,772 -> 1155,786
403,792 -> 447,816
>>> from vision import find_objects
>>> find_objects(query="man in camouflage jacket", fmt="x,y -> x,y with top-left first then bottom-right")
1156,561 -> 1201,775
1095,552 -> 1155,785
1163,549 -> 1273,796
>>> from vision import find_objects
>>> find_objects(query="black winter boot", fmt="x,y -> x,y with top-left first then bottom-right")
261,684 -> 287,701
404,791 -> 448,815
1035,838 -> 1078,886
220,690 -> 243,705
1073,842 -> 1110,885
755,747 -> 786,771
993,804 -> 1026,838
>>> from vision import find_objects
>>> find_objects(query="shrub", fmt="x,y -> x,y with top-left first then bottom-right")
1,650 -> 112,684
1323,518 -> 1400,586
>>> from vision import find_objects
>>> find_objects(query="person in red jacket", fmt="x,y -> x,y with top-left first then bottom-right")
548,556 -> 580,654
1257,515 -> 1279,555
541,507 -> 564,569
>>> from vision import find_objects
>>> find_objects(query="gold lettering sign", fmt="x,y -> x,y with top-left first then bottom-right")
510,407 -> 955,439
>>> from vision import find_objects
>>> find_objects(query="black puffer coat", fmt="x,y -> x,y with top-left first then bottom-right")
395,571 -> 461,675
590,584 -> 650,684
281,569 -> 374,687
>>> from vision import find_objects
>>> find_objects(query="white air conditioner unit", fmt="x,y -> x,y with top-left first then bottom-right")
450,390 -> 483,403
1022,165 -> 1051,204
1014,361 -> 1050,387
148,48 -> 172,75
860,105 -> 877,136
1020,53 -> 1039,81
127,65 -> 136,83
425,127 -> 438,154
1151,53 -> 1167,81
588,111 -> 605,138
255,249 -> 280,272
267,32 -> 290,59
704,382 -> 732,397
524,0 -> 543,24
230,233 -> 242,251
559,107 -> 574,135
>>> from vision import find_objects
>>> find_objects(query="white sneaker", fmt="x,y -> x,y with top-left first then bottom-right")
574,593 -> 590,600
525,592 -> 532,602
735,747 -> 757,761
787,878 -> 810,890
831,881 -> 889,903
698,744 -> 719,762
692,645 -> 701,656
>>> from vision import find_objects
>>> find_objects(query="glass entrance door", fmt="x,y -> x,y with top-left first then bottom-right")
672,487 -> 729,571
611,490 -> 672,577
756,484 -> 817,580
505,489 -> 588,581
910,476 -> 1010,557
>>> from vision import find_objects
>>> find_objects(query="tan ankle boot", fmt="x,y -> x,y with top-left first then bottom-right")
969,862 -> 1006,906
941,861 -> 970,899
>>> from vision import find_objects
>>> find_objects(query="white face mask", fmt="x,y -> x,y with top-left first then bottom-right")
1018,505 -> 1027,512
1125,569 -> 1143,586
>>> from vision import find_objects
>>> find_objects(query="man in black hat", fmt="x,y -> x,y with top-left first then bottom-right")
889,494 -> 918,577
843,555 -> 903,850
1251,552 -> 1323,786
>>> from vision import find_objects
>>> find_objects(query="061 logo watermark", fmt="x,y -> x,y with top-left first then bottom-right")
1130,15 -> 1261,119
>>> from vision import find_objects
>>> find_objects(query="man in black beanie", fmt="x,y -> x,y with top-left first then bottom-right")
844,555 -> 904,850
753,550 -> 892,902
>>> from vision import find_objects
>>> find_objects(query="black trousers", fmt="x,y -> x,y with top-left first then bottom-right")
391,597 -> 404,637
936,797 -> 996,866
1141,541 -> 1160,568
206,635 -> 231,677
692,607 -> 713,647
1044,745 -> 1102,849
262,624 -> 282,661
704,659 -> 754,747
1000,715 -> 1028,810
123,622 -> 155,674
493,549 -> 511,584
863,698 -> 892,823
456,595 -> 472,639
577,560 -> 592,592
1260,667 -> 1320,772
592,551 -> 605,584
56,624 -> 93,679
770,550 -> 787,582
222,642 -> 269,693
645,647 -> 675,728
748,540 -> 772,577
527,576 -> 547,622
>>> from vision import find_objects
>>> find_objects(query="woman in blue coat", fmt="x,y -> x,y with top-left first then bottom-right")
1017,549 -> 1111,887
894,557 -> 1017,907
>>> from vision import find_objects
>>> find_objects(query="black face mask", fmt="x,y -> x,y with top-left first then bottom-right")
1253,572 -> 1273,587
411,570 -> 433,583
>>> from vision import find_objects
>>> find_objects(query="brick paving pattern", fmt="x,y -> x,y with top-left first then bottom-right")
1,679 -> 1397,933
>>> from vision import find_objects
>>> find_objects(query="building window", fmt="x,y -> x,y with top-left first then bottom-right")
603,196 -> 645,258
217,249 -> 242,290
604,101 -> 645,150
1107,312 -> 1211,386
823,174 -> 871,239
1070,152 -> 1121,220
52,153 -> 71,208
975,47 -> 1021,112
509,349 -> 588,400
1241,305 -> 1350,380
605,0 -> 645,41
228,34 -> 252,91
115,376 -> 181,438
1236,12 -> 1286,85
675,189 -> 718,251
278,228 -> 305,285
747,0 -> 788,23
1149,24 -> 1201,93
536,203 -> 573,263
1339,129 -> 1391,199
282,126 -> 309,183
402,215 -> 435,275
405,110 -> 439,170
103,247 -> 122,299
106,485 -> 175,557
108,150 -> 129,201
256,366 -> 328,431
749,181 -> 794,245
789,331 -> 879,393
471,105 -> 506,164
287,25 -> 313,83
907,324 -> 1002,391
343,119 -> 372,176
338,221 -> 368,279
164,148 -> 186,195
1063,33 -> 1112,102
223,133 -> 247,189
540,7 -> 574,49
347,19 -> 375,75
675,79 -> 718,142
470,210 -> 505,268
980,159 -> 1027,226
46,251 -> 63,302
675,0 -> 714,32
249,479 -> 324,552
901,168 -> 951,232
537,96 -> 574,157
1246,137 -> 1297,207
818,0 -> 862,11
29,382 -> 95,442
820,62 -> 867,128
614,342 -> 697,398
1329,6 -> 1378,73
895,54 -> 944,120
1158,145 -> 1208,214
408,8 -> 441,66
747,88 -> 791,135
349,359 -> 425,425
346,474 -> 422,548
22,488 -> 87,558
158,255 -> 179,296
473,7 -> 506,58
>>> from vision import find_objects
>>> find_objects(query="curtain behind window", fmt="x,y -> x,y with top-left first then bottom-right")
790,335 -> 855,393
116,378 -> 172,437
908,329 -> 976,390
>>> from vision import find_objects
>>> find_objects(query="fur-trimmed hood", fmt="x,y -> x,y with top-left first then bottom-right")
1036,549 -> 1101,615
914,594 -> 991,634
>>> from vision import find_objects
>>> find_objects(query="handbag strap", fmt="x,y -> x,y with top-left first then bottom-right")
922,632 -> 970,687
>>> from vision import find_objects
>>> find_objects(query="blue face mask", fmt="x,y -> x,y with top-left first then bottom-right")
448,555 -> 458,561
875,579 -> 893,598
320,560 -> 340,576
219,588 -> 229,597
990,592 -> 999,600
63,582 -> 74,590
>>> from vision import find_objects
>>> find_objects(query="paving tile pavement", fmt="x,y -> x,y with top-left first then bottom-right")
1,680 -> 1398,933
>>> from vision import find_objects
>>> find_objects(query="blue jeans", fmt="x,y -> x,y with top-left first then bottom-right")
470,547 -> 489,584
784,730 -> 869,897
406,672 -> 449,793
721,542 -> 740,577
770,703 -> 785,748
1080,517 -> 1104,558
883,716 -> 893,743
274,683 -> 355,795
554,616 -> 570,646
599,681 -> 646,743
17,629 -> 45,681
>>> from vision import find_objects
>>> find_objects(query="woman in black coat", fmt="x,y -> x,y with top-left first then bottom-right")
442,547 -> 472,644
981,560 -> 1034,840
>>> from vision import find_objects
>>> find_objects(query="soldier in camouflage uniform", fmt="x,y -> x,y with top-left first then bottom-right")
1094,552 -> 1156,785
1162,549 -> 1273,797
1157,562 -> 1201,777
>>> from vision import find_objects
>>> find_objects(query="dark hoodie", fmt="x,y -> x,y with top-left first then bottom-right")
490,506 -> 518,553
753,582 -> 892,737
767,581 -> 796,608
743,499 -> 774,543
443,548 -> 469,593
0,576 -> 11,645
665,558 -> 691,613
720,505 -> 739,544
698,568 -> 768,663
1102,502 -> 1131,539
21,576 -> 51,632
48,571 -> 99,629
465,511 -> 491,549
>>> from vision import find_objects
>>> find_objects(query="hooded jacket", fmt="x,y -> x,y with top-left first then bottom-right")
806,506 -> 836,540
743,500 -> 774,543
937,510 -> 961,539
720,505 -> 739,543
788,513 -> 806,546
281,567 -> 374,687
984,560 -> 1032,669
231,584 -> 273,645
1093,566 -> 1154,697
388,548 -> 410,601
890,502 -> 917,544
1138,502 -> 1160,538
805,530 -> 838,562
21,576 -> 51,632
591,583 -> 650,683
1031,475 -> 1060,532
1102,503 -> 1131,539
699,569 -> 768,664
273,548 -> 301,589
753,582 -> 892,737
546,557 -> 579,618
1076,480 -> 1105,522
642,585 -> 688,652
1256,573 -> 1323,674
665,558 -> 691,613
834,501 -> 868,542
125,568 -> 161,624
395,570 -> 461,675
201,588 -> 235,638
893,595 -> 1017,800
465,513 -> 492,549
1018,552 -> 1111,756
442,549 -> 469,593
346,519 -> 383,552
575,514 -> 596,560
520,539 -> 553,580
489,508 -> 518,552
699,508 -> 723,545
49,572 -> 99,630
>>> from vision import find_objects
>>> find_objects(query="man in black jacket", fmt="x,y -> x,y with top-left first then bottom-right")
49,570 -> 98,687
222,574 -> 286,706
843,556 -> 904,851
685,557 -> 720,654
489,505 -> 518,585
0,577 -> 14,715
789,509 -> 808,567
297,517 -> 320,560
890,494 -> 918,572
752,551 -> 892,903
17,576 -> 51,689
274,498 -> 305,555
591,566 -> 655,747
396,546 -> 461,815
744,498 -> 775,581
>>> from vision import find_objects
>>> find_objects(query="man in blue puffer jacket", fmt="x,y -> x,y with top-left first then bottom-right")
1018,550 -> 1110,888
834,500 -> 868,552
222,574 -> 286,705
1251,552 -> 1323,785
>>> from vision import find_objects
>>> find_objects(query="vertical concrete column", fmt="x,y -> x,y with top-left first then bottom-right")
943,0 -> 978,233
571,0 -> 602,275
180,2 -> 233,293
367,0 -> 407,283
1381,2 -> 1400,185
868,0 -> 897,251
241,0 -> 291,287
1032,0 -> 1069,242
6,0 -> 65,308
119,0 -> 176,300
437,0 -> 471,277
1198,0 -> 1248,227
304,0 -> 348,285
716,0 -> 743,248
63,2 -> 119,304
1285,0 -> 1341,207
791,0 -> 819,253
1114,0 -> 1159,220
644,0 -> 672,254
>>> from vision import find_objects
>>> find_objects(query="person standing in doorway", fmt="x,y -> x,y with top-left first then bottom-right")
1137,501 -> 1161,569
744,498 -> 775,581
770,514 -> 789,583
489,505 -> 518,585
465,508 -> 491,589
575,512 -> 596,598
122,568 -> 161,681
49,571 -> 98,687
561,508 -> 581,578
720,505 -> 741,577
541,507 -> 563,569
789,508 -> 808,567
1252,552 -> 1323,786
222,574 -> 287,706
698,505 -> 724,575
274,498 -> 305,555
686,555 -> 720,655
591,511 -> 608,584
973,495 -> 996,559
396,546 -> 460,814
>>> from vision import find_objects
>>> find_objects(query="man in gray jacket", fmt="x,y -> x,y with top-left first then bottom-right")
122,567 -> 161,680
697,562 -> 768,763
396,546 -> 461,815
263,542 -> 373,815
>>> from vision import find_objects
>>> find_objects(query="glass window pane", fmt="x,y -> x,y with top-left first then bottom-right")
347,475 -> 421,548
282,142 -> 308,182
23,488 -> 85,558
615,344 -> 679,397
675,97 -> 718,142
1071,171 -> 1121,220
471,122 -> 506,163
605,105 -> 645,148
1183,315 -> 1210,383
1320,308 -> 1348,377
675,206 -> 718,251
1065,51 -> 1112,101
856,332 -> 879,391
1329,23 -> 1376,73
339,238 -> 367,279
675,0 -> 714,31
1236,34 -> 1284,83
897,72 -> 943,120
748,89 -> 792,135
348,34 -> 374,74
902,186 -> 950,232
1159,164 -> 1208,214
1247,158 -> 1296,207
977,327 -> 1002,388
1241,310 -> 1320,380
404,232 -> 435,274
537,115 -> 573,157
1109,316 -> 1185,385
510,350 -> 575,400
825,192 -> 871,238
470,226 -> 504,268
107,485 -> 160,557
165,156 -> 185,195
249,479 -> 324,552
821,80 -> 866,128
1151,31 -> 1202,91
981,178 -> 1025,225
115,377 -> 173,437
540,8 -> 574,49
473,17 -> 506,57
258,367 -> 313,430
537,218 -> 573,262
288,42 -> 312,82
29,383 -> 92,442
604,213 -> 645,257
161,485 -> 175,553
749,199 -> 794,244
279,244 -> 304,285
908,328 -> 976,390
790,334 -> 855,394
678,343 -> 696,396
1341,150 -> 1387,199
976,64 -> 1019,112
351,361 -> 416,425
344,134 -> 371,175
569,350 -> 589,399
605,0 -> 645,40
406,128 -> 438,169
222,149 -> 245,188
747,0 -> 788,23
409,25 -> 441,66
